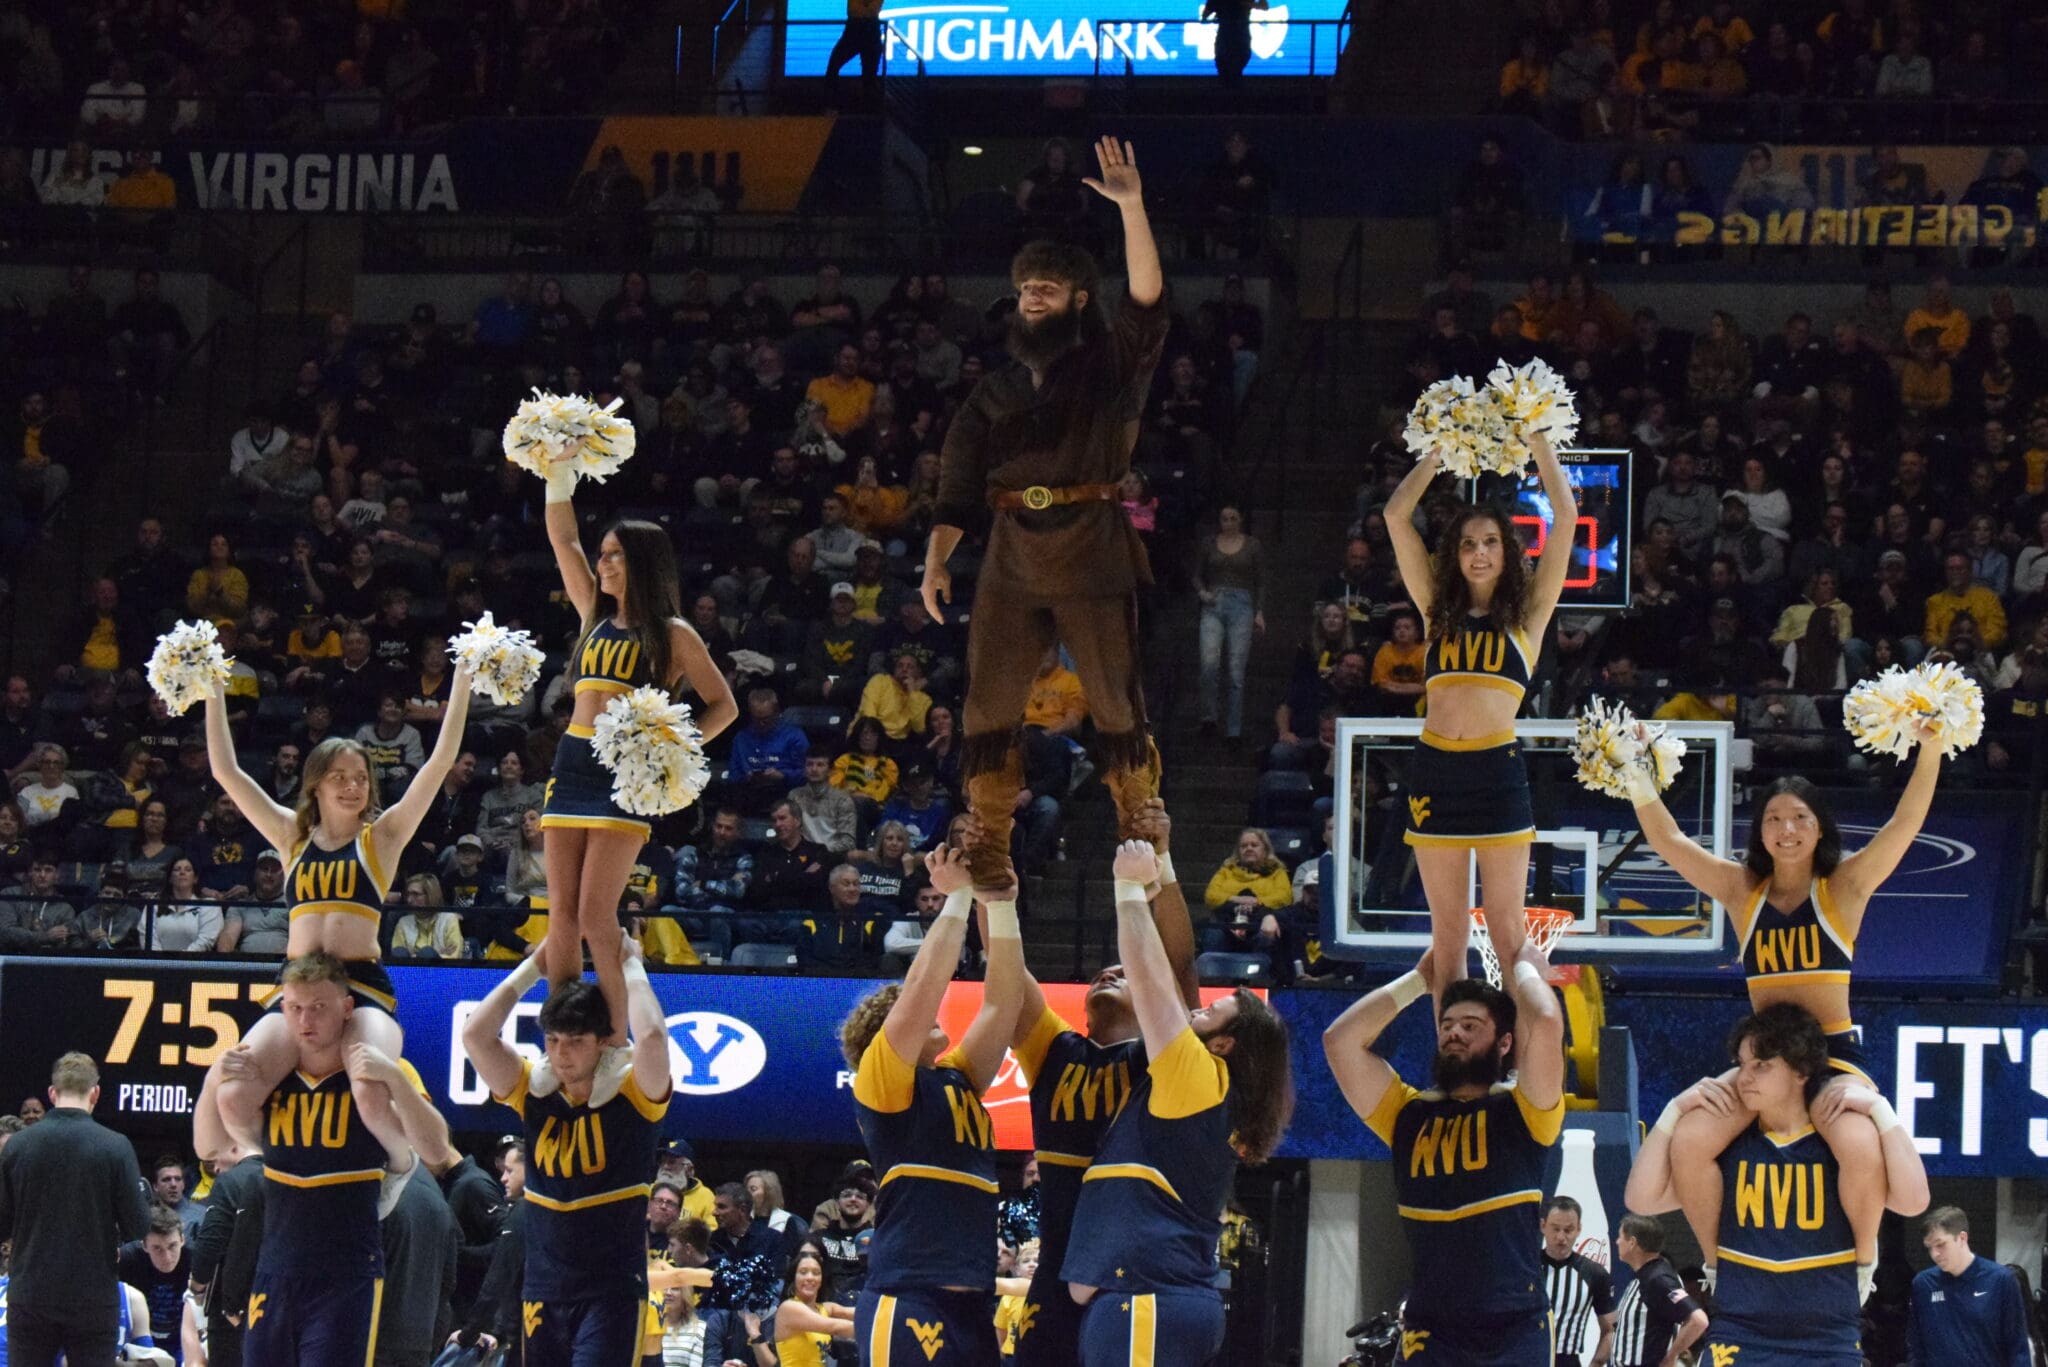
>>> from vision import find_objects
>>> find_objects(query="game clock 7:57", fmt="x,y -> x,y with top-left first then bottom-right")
101,974 -> 270,1067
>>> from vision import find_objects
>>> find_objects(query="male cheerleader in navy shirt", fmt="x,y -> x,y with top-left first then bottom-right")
463,934 -> 675,1367
1006,801 -> 1199,1367
1323,941 -> 1567,1365
1909,1207 -> 2033,1367
1626,1003 -> 1929,1367
1060,841 -> 1294,1367
840,845 -> 1023,1366
192,952 -> 434,1367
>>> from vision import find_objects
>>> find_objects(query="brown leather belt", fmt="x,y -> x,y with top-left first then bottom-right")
990,482 -> 1121,512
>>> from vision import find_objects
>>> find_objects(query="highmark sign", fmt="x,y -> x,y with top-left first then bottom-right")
780,0 -> 1345,77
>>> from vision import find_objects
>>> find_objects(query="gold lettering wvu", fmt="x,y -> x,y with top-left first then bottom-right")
1401,1328 -> 1431,1359
1049,1060 -> 1132,1125
534,1113 -> 610,1180
292,859 -> 358,904
267,1091 -> 353,1150
1751,925 -> 1823,974
1408,1111 -> 1489,1179
523,1301 -> 544,1337
1710,1346 -> 1741,1366
1408,796 -> 1431,826
580,638 -> 642,681
1434,630 -> 1507,675
1733,1159 -> 1826,1231
944,1084 -> 994,1150
908,1317 -> 946,1361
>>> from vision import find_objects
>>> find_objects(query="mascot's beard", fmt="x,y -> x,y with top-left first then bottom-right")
1432,1043 -> 1507,1092
1006,301 -> 1087,369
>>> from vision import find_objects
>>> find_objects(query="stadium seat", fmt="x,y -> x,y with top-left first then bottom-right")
1195,951 -> 1270,985
740,818 -> 775,844
784,705 -> 848,739
729,942 -> 798,969
1251,770 -> 1315,827
1267,827 -> 1312,867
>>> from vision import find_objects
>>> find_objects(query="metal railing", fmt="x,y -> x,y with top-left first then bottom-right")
1628,92 -> 2048,147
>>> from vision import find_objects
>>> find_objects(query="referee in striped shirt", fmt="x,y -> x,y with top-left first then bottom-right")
1542,1196 -> 1617,1367
1611,1215 -> 1707,1367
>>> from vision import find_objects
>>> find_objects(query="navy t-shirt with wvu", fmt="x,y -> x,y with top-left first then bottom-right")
1012,1006 -> 1142,1279
259,1068 -> 390,1278
853,1034 -> 998,1294
498,1054 -> 672,1302
1060,1028 -> 1238,1294
1366,1079 -> 1565,1324
1712,1122 -> 1860,1357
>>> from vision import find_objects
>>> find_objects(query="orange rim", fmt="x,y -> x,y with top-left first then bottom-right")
1471,907 -> 1581,986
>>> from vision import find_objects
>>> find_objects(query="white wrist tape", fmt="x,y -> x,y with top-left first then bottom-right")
1113,880 -> 1151,907
1655,1098 -> 1684,1135
544,465 -> 577,504
1386,970 -> 1427,1010
1155,853 -> 1178,886
1866,1097 -> 1900,1134
505,954 -> 545,996
1512,960 -> 1546,993
937,888 -> 971,923
621,957 -> 649,988
985,899 -> 1020,941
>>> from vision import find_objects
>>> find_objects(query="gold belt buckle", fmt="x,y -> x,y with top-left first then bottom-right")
1021,485 -> 1054,511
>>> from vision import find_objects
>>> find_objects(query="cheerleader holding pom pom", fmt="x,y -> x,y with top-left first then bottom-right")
1388,372 -> 1580,1000
530,419 -> 737,1045
197,658 -> 478,1161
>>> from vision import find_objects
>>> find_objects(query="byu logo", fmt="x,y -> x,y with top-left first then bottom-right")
665,1011 -> 768,1096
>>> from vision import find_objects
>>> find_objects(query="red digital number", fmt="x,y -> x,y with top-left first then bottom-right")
1512,514 -> 1602,589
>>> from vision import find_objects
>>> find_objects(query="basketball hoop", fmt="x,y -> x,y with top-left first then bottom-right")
1470,907 -> 1579,989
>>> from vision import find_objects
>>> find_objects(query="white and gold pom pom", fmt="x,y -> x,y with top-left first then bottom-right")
1403,377 -> 1523,479
448,613 -> 544,707
146,620 -> 234,717
1572,697 -> 1684,799
591,686 -> 709,817
1842,661 -> 1984,761
1487,357 -> 1581,461
501,389 -> 636,484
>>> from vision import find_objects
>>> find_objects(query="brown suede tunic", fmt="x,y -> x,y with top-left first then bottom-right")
936,294 -> 1169,599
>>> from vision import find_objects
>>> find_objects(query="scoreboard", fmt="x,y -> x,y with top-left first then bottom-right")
1476,445 -> 1633,612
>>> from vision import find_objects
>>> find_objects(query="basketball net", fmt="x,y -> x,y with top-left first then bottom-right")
1470,907 -> 1578,989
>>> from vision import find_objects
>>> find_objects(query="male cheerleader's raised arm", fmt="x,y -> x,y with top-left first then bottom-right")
203,683 -> 300,858
879,846 -> 976,1067
1137,799 -> 1202,1010
1830,731 -> 1942,910
620,934 -> 675,1101
368,663 -> 477,873
667,619 -> 740,743
1081,136 -> 1161,309
1320,949 -> 1435,1125
347,1043 -> 448,1170
963,864 -> 1029,1095
1822,1081 -> 1930,1216
1522,432 -> 1581,641
1504,941 -> 1566,1110
1109,840 -> 1195,1061
193,1054 -> 237,1164
462,954 -> 547,1102
1383,460 -> 1441,622
542,459 -> 598,623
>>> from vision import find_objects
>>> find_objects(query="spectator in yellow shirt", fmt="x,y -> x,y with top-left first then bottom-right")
1204,827 -> 1294,920
1901,274 -> 1970,359
1924,552 -> 2007,650
1897,328 -> 1953,420
853,652 -> 931,742
831,718 -> 899,802
1499,35 -> 1550,112
804,343 -> 875,436
1370,611 -> 1427,714
1021,648 -> 1088,736
104,149 -> 176,210
1692,2 -> 1755,51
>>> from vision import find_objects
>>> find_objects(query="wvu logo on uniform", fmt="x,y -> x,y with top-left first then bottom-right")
907,1318 -> 946,1361
245,1293 -> 267,1328
267,1092 -> 354,1149
523,1302 -> 545,1337
1015,1303 -> 1039,1340
1408,796 -> 1431,826
1710,1347 -> 1741,1366
1400,1328 -> 1430,1359
534,1112 -> 610,1179
293,858 -> 357,902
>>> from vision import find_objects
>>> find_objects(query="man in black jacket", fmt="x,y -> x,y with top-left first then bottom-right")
377,1164 -> 461,1367
188,1148 -> 265,1367
0,1050 -> 151,1365
427,1145 -> 512,1319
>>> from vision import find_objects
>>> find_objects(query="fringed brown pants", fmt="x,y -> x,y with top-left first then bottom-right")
959,589 -> 1160,889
